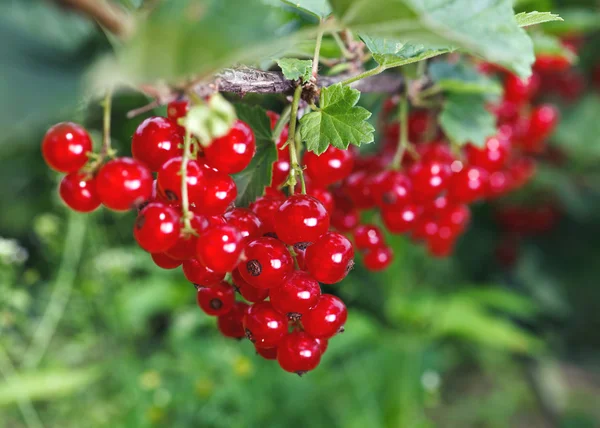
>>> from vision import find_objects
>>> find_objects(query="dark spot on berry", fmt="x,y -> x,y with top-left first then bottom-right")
382,192 -> 396,205
134,214 -> 146,229
232,284 -> 241,293
287,312 -> 302,322
264,232 -> 278,239
346,259 -> 355,273
337,326 -> 345,334
246,259 -> 262,277
209,298 -> 223,310
245,328 -> 255,343
296,371 -> 307,377
294,242 -> 311,251
193,283 -> 205,291
137,200 -> 150,212
165,189 -> 178,201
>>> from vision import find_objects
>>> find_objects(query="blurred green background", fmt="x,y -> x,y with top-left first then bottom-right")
2,1 -> 600,427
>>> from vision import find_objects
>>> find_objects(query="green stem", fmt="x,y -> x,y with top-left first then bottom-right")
311,22 -> 325,80
287,85 -> 305,195
331,31 -> 353,59
391,92 -> 409,170
272,105 -> 291,144
102,88 -> 113,157
340,64 -> 386,86
180,128 -> 195,234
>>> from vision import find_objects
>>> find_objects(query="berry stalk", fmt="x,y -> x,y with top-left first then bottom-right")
287,84 -> 306,195
180,127 -> 196,235
391,93 -> 409,170
311,22 -> 324,81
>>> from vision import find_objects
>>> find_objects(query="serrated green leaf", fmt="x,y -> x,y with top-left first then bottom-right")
281,0 -> 332,19
360,34 -> 450,68
299,83 -> 374,155
276,58 -> 313,83
184,94 -> 236,146
439,93 -> 497,148
429,61 -> 502,95
514,11 -> 562,27
232,104 -> 278,206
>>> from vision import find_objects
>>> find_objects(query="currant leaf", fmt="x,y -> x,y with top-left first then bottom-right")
439,94 -> 496,148
299,83 -> 374,155
276,58 -> 313,83
281,0 -> 332,19
429,61 -> 502,96
232,104 -> 278,207
360,34 -> 450,68
514,11 -> 563,27
184,94 -> 236,146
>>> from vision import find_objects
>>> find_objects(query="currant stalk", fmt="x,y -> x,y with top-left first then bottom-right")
311,22 -> 325,81
391,89 -> 410,170
180,127 -> 196,235
85,89 -> 116,173
286,84 -> 306,195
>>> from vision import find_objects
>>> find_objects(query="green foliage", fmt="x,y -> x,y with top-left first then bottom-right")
281,0 -> 332,19
429,61 -> 502,95
232,104 -> 277,206
439,94 -> 497,148
554,95 -> 600,164
514,11 -> 563,26
299,83 -> 374,154
184,94 -> 236,145
360,34 -> 450,68
275,58 -> 313,82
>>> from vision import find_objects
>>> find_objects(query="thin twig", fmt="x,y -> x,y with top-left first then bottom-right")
311,23 -> 325,81
391,91 -> 409,170
286,85 -> 305,195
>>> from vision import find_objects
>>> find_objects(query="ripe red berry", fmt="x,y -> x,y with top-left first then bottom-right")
269,271 -> 321,319
369,170 -> 412,208
131,116 -> 183,172
182,258 -> 225,287
133,202 -> 181,253
196,224 -> 243,273
331,207 -> 360,232
42,122 -> 92,173
409,160 -> 451,202
165,214 -> 209,260
255,345 -> 278,360
250,196 -> 283,235
96,157 -> 153,211
465,135 -> 511,172
304,146 -> 354,187
306,187 -> 334,214
271,158 -> 291,189
344,171 -> 376,209
203,120 -> 256,174
363,246 -> 393,271
196,282 -> 235,316
59,173 -> 101,213
504,72 -> 540,105
447,165 -> 489,204
305,232 -> 354,284
167,100 -> 190,122
274,195 -> 330,246
217,301 -> 249,339
426,224 -> 456,258
232,268 -> 269,303
412,216 -> 439,242
192,167 -> 236,215
443,204 -> 471,234
243,301 -> 288,348
277,332 -> 322,374
238,237 -> 294,289
520,104 -> 559,153
381,204 -> 421,234
302,294 -> 347,339
151,252 -> 182,270
534,54 -> 571,73
487,171 -> 512,199
224,208 -> 263,244
353,224 -> 385,251
157,157 -> 206,204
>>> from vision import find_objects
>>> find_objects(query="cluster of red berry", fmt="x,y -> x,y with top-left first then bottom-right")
42,102 -> 351,375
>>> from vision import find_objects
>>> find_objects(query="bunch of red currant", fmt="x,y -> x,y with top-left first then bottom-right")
42,101 -> 350,375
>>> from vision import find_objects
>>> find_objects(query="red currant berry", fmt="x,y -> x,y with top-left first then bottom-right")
243,301 -> 288,348
277,332 -> 322,374
419,141 -> 454,164
165,214 -> 209,260
192,167 -> 236,215
238,237 -> 294,289
381,204 -> 421,234
305,232 -> 354,284
520,104 -> 559,153
344,171 -> 376,209
132,116 -> 183,172
508,158 -> 536,190
42,122 -> 92,173
271,158 -> 291,189
217,301 -> 249,339
447,165 -> 489,204
504,72 -> 540,105
465,135 -> 511,172
224,208 -> 263,244
250,196 -> 283,236
363,246 -> 393,271
369,170 -> 412,208
157,157 -> 206,205
197,282 -> 235,316
534,54 -> 571,73
204,120 -> 256,174
182,258 -> 225,287
96,157 -> 153,211
306,187 -> 334,214
302,294 -> 347,339
487,171 -> 512,199
196,225 -> 243,273
304,146 -> 354,187
274,195 -> 330,246
426,224 -> 457,258
353,224 -> 385,251
232,269 -> 269,303
331,208 -> 360,232
255,345 -> 278,360
412,216 -> 439,242
151,252 -> 182,270
443,204 -> 471,234
59,173 -> 101,212
167,100 -> 190,122
269,271 -> 321,319
133,202 -> 181,253
409,160 -> 451,202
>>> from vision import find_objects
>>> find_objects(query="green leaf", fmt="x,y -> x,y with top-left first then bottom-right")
232,104 -> 278,206
299,83 -> 374,155
184,94 -> 236,146
0,368 -> 100,406
281,0 -> 332,19
553,95 -> 600,164
530,32 -> 575,62
514,11 -> 562,27
429,61 -> 502,95
276,58 -> 313,83
439,93 -> 497,148
360,34 -> 450,68
539,8 -> 600,35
